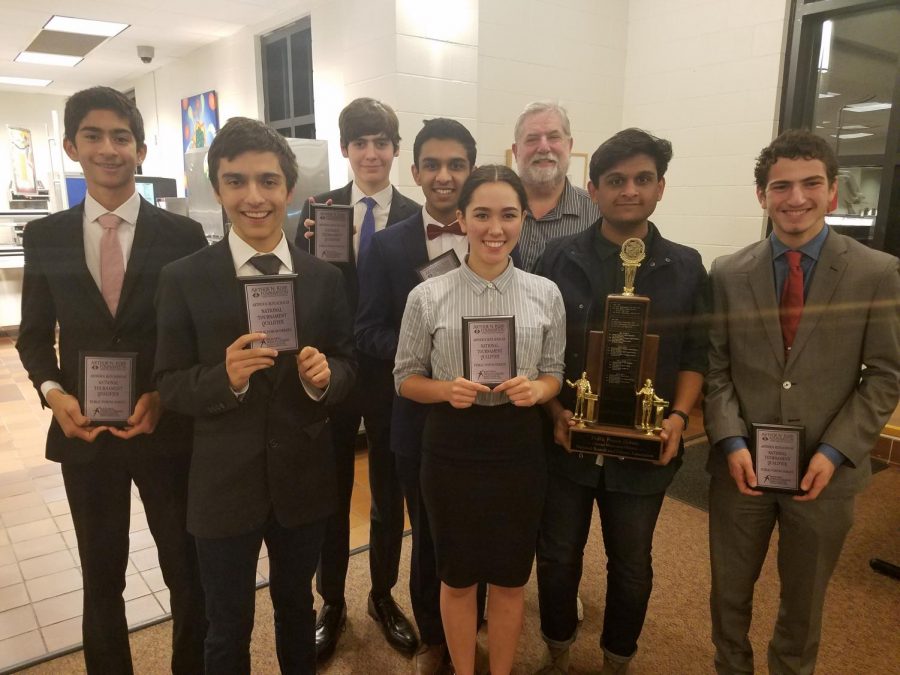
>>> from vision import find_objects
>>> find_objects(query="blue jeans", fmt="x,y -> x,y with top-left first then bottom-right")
195,515 -> 326,674
536,470 -> 665,658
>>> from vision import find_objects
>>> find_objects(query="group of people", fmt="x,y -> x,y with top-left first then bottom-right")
14,84 -> 899,675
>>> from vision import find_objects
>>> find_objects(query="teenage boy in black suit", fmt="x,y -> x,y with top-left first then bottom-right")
356,118 -> 475,673
16,86 -> 207,674
295,97 -> 419,660
154,117 -> 356,673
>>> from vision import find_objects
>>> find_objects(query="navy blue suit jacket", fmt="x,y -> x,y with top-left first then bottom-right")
355,211 -> 431,457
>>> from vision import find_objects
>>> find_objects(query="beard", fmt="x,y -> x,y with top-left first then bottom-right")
518,151 -> 569,187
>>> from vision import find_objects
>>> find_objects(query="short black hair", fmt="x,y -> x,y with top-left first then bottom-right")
338,98 -> 401,151
458,164 -> 529,215
207,117 -> 298,192
589,128 -> 673,185
413,118 -> 477,167
64,86 -> 145,147
754,129 -> 838,189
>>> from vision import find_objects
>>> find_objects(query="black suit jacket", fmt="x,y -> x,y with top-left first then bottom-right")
16,198 -> 207,464
154,239 -> 357,538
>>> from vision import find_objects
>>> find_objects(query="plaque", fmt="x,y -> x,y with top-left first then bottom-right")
751,423 -> 806,494
242,275 -> 299,353
416,249 -> 461,281
309,203 -> 353,263
568,237 -> 666,462
79,351 -> 137,427
462,315 -> 516,387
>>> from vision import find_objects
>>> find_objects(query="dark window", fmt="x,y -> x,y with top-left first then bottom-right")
261,17 -> 315,140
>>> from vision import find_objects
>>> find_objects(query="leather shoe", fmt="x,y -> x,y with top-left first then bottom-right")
368,592 -> 418,654
315,602 -> 346,662
415,642 -> 450,675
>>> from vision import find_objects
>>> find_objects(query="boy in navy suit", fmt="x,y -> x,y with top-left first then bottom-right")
356,118 -> 475,673
16,86 -> 207,674
295,97 -> 419,660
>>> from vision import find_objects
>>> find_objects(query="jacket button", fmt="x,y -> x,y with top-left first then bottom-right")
573,352 -> 579,359
578,304 -> 584,309
268,439 -> 280,449
782,381 -> 792,389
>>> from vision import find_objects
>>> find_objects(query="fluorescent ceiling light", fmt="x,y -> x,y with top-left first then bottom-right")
830,132 -> 874,140
844,102 -> 891,113
44,15 -> 128,37
840,124 -> 870,130
818,20 -> 833,71
817,91 -> 840,98
0,75 -> 52,86
16,51 -> 83,67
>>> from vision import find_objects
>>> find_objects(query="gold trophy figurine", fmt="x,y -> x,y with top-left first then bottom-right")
566,371 -> 592,426
635,379 -> 657,433
620,238 -> 646,296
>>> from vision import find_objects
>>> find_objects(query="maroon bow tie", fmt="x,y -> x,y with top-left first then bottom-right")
426,221 -> 464,240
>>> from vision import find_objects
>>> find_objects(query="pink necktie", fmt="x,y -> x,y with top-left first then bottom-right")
779,250 -> 804,351
98,213 -> 125,315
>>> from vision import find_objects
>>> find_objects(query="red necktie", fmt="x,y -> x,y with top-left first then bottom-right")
426,220 -> 464,240
98,213 -> 125,315
779,250 -> 804,350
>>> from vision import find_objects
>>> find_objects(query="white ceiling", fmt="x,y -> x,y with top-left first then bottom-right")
0,0 -> 299,96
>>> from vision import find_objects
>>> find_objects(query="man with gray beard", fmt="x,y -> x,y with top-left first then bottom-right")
512,101 -> 599,272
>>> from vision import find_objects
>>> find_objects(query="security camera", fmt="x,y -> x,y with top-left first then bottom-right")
137,46 -> 154,64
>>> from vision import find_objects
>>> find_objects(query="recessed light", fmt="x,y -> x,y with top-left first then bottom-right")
817,91 -> 840,98
840,124 -> 871,130
0,76 -> 52,87
15,51 -> 83,67
830,132 -> 874,140
44,15 -> 128,37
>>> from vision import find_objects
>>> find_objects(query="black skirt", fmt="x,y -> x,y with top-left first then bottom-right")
421,403 -> 546,588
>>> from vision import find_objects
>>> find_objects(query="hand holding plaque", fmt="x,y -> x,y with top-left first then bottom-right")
309,203 -> 353,264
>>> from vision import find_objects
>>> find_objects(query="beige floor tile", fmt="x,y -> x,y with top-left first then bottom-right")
24,568 -> 82,603
1,504 -> 51,528
33,589 -> 83,627
12,533 -> 66,561
0,604 -> 38,640
124,595 -> 163,627
46,500 -> 70,517
19,550 -> 75,581
140,567 -> 166,593
128,528 -> 156,553
0,563 -> 22,589
257,557 -> 270,581
156,588 -> 171,613
0,584 -> 29,612
52,514 -> 74,532
0,492 -> 43,513
39,486 -> 67,503
40,616 -> 81,653
0,629 -> 46,671
0,546 -> 17,567
0,481 -> 33,499
130,512 -> 149,532
123,573 -> 151,601
7,518 -> 58,543
129,547 -> 159,572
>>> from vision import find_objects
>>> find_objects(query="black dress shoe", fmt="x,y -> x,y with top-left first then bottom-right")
367,592 -> 419,654
315,602 -> 346,662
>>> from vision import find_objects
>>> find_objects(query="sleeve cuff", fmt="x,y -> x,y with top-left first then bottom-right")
40,381 -> 64,399
818,443 -> 846,468
720,436 -> 748,455
302,380 -> 328,402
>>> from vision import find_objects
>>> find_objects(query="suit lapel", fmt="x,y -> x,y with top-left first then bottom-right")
117,199 -> 158,320
403,215 -> 429,269
747,242 -> 786,368
788,232 -> 847,364
204,240 -> 246,340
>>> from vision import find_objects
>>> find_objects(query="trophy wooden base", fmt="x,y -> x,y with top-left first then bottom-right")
569,423 -> 663,462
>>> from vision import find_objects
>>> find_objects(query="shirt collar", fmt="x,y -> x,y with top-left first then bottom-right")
84,190 -> 141,226
770,224 -> 829,262
421,206 -> 464,235
592,220 -> 659,260
351,182 -> 393,209
228,229 -> 293,274
527,178 -> 579,220
459,254 -> 516,295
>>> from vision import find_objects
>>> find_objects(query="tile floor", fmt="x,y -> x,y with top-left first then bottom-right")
0,330 -> 379,672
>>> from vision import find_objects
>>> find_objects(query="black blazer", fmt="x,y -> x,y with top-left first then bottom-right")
295,182 -> 420,315
16,198 -> 208,464
153,239 -> 357,538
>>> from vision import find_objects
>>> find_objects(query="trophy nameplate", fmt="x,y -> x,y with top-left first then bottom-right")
241,274 -> 299,353
416,249 -> 461,281
79,351 -> 137,427
751,423 -> 806,494
568,238 -> 665,461
309,203 -> 353,264
462,315 -> 516,388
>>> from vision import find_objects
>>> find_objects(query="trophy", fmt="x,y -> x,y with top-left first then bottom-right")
568,238 -> 666,461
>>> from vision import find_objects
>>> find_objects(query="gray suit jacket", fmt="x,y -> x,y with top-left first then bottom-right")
704,230 -> 900,497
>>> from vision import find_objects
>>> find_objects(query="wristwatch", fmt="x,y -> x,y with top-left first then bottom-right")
669,409 -> 689,429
